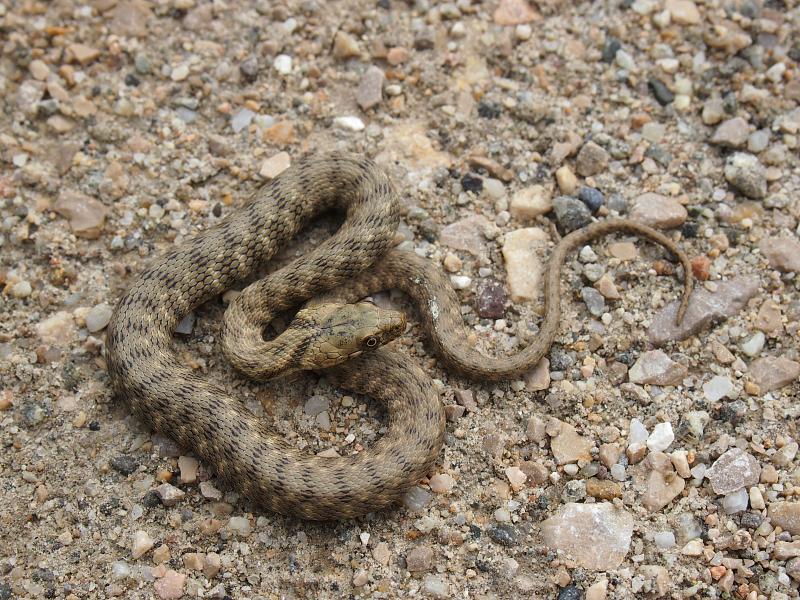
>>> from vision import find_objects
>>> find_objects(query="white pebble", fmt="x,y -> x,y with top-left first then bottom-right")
766,62 -> 786,83
450,275 -> 472,290
647,422 -> 674,453
484,178 -> 506,199
273,54 -> 292,75
615,50 -> 636,71
10,280 -> 32,298
740,331 -> 765,357
579,245 -> 598,263
610,464 -> 626,481
722,488 -> 749,514
653,531 -> 676,550
515,24 -> 532,41
227,516 -> 252,536
131,530 -> 154,559
494,508 -> 511,522
333,116 -> 365,131
702,375 -> 734,402
749,486 -> 765,510
628,418 -> 649,445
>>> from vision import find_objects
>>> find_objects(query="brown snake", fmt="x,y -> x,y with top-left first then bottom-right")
107,152 -> 692,520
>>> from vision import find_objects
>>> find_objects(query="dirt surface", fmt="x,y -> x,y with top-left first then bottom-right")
1,0 -> 799,598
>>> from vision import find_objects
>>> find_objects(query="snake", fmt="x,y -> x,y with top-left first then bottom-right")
106,152 -> 692,520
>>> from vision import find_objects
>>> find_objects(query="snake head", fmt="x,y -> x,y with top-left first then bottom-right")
290,302 -> 407,370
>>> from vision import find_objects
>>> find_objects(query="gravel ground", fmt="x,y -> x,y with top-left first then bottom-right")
1,0 -> 800,598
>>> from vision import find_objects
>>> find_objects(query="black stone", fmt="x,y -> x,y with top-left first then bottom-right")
681,222 -> 699,239
739,512 -> 763,529
110,455 -> 139,476
142,490 -> 162,508
477,101 -> 501,119
557,585 -> 584,600
577,186 -> 604,212
601,38 -> 621,63
88,420 -> 101,431
124,73 -> 140,86
460,173 -> 483,193
487,523 -> 518,546
648,78 -> 674,106
722,90 -> 738,114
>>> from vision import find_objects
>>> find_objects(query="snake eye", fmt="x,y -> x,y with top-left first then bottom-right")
365,336 -> 378,348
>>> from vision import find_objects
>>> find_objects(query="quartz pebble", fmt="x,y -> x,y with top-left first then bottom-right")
769,503 -> 800,535
749,357 -> 800,393
647,423 -> 675,453
406,546 -> 434,572
702,376 -> 734,402
228,516 -> 252,536
722,488 -> 748,514
333,116 -> 365,132
259,152 -> 291,179
493,0 -> 539,25
356,66 -> 384,110
550,422 -> 592,465
54,191 -> 109,239
422,575 -> 449,598
155,483 -> 185,506
759,237 -> 800,273
629,351 -> 686,386
501,228 -> 547,301
85,303 -> 113,332
740,331 -> 765,357
629,193 -> 687,228
178,455 -> 198,484
541,503 -> 634,570
706,448 -> 761,495
429,473 -> 455,493
710,117 -> 750,148
154,570 -> 186,600
440,215 -> 491,256
510,185 -> 552,219
131,530 -> 154,559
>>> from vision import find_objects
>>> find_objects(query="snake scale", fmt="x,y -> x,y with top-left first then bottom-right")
107,152 -> 692,520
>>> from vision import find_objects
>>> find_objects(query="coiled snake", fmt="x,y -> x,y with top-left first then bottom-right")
107,152 -> 691,520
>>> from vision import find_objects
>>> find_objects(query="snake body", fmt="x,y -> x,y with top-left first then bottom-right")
107,152 -> 691,520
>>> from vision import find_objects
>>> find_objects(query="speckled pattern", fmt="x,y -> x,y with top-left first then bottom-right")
109,152 -> 692,520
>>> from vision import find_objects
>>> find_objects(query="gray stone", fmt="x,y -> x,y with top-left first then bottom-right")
648,276 -> 760,346
576,141 -> 609,176
581,287 -> 605,316
706,447 -> 761,495
553,196 -> 592,232
750,356 -> 800,393
356,66 -> 384,110
759,237 -> 800,272
724,153 -> 767,199
439,215 -> 492,256
710,117 -> 750,148
628,350 -> 687,386
304,395 -> 329,417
